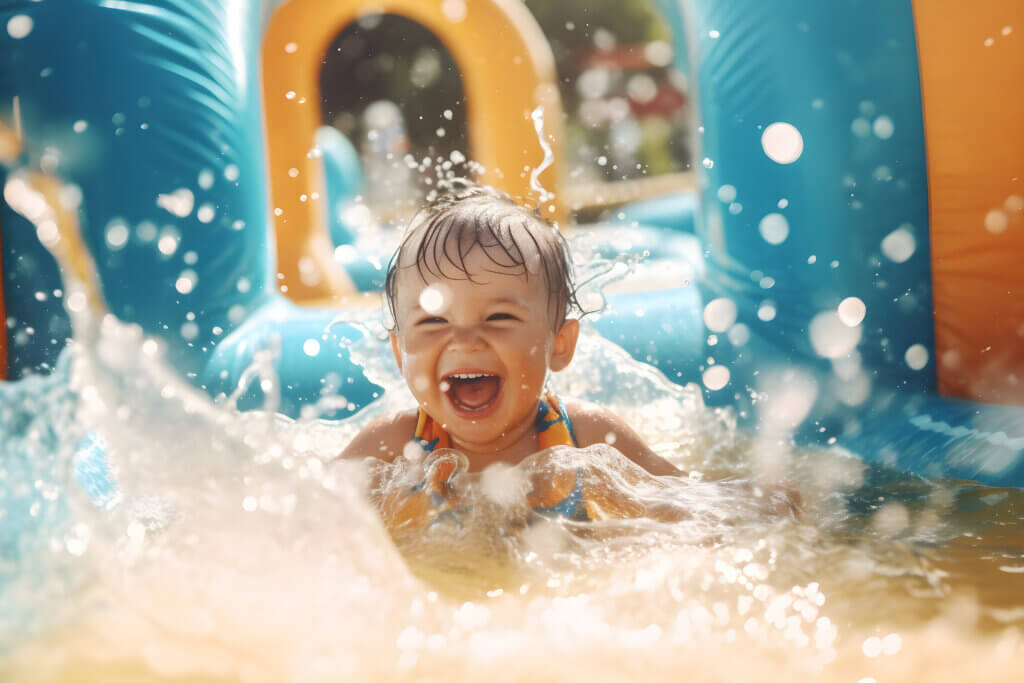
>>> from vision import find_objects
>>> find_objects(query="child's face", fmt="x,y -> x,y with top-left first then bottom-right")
390,242 -> 579,455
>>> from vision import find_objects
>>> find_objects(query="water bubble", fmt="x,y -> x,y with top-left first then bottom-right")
727,323 -> 750,347
419,285 -> 449,315
759,369 -> 818,432
809,311 -> 862,359
175,270 -> 198,295
105,220 -> 130,250
7,15 -> 33,39
837,297 -> 866,327
985,209 -> 1009,234
1005,194 -> 1024,212
198,169 -> 215,190
643,40 -> 673,67
862,636 -> 884,658
882,633 -> 903,655
717,185 -> 737,203
157,229 -> 180,256
441,0 -> 467,22
67,291 -> 87,313
702,365 -> 730,391
905,343 -> 929,370
224,164 -> 240,182
757,301 -> 777,322
873,116 -> 895,139
59,184 -> 83,210
284,42 -> 298,53
480,463 -> 527,506
850,118 -> 871,137
881,226 -> 916,263
157,188 -> 194,218
702,157 -> 714,169
73,120 -> 88,134
703,298 -> 737,332
758,213 -> 789,245
761,122 -> 804,164
236,277 -> 251,294
196,204 -> 216,224
180,321 -> 199,341
303,339 -> 321,357
728,202 -> 743,215
183,250 -> 198,266
708,29 -> 720,39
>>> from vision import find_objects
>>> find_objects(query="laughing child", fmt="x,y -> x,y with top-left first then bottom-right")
338,182 -> 704,526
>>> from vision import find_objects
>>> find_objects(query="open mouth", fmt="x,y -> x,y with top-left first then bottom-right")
443,371 -> 503,416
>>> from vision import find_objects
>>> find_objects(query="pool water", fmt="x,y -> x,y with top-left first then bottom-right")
1,306 -> 1022,682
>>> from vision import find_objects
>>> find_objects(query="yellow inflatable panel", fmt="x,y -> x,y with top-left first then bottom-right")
263,0 -> 564,302
913,0 -> 1024,404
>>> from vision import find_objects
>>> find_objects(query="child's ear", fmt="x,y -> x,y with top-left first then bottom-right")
550,319 -> 580,372
390,331 -> 403,371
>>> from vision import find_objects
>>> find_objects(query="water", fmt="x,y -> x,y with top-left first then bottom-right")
1,140 -> 1021,682
1,305 -> 1022,681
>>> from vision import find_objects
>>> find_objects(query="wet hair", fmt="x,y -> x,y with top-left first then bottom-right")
384,181 -> 578,331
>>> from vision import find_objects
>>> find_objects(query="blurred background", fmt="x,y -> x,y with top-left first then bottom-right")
319,0 -> 693,221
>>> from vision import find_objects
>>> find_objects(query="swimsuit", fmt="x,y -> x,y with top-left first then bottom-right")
411,393 -> 589,521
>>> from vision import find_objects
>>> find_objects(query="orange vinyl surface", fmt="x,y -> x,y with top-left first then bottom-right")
912,0 -> 1024,404
263,0 -> 563,303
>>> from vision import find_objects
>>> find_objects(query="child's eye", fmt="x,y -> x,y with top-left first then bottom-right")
487,313 -> 519,322
417,316 -> 447,325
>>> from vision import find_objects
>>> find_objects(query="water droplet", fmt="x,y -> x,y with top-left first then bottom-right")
757,301 -> 777,322
73,120 -> 88,134
7,15 -> 33,40
758,213 -> 789,245
197,169 -> 215,190
985,209 -> 1009,234
703,298 -> 737,332
303,339 -> 321,356
837,297 -> 866,327
809,311 -> 862,358
175,270 -> 198,295
156,188 -> 194,218
881,226 -> 916,262
905,343 -> 929,370
717,184 -> 737,203
105,220 -> 129,250
284,42 -> 298,54
761,122 -> 803,164
873,116 -> 895,140
703,365 -> 730,391
727,323 -> 750,347
419,285 -> 449,314
441,0 -> 467,22
157,229 -> 180,256
196,203 -> 216,224
702,157 -> 714,169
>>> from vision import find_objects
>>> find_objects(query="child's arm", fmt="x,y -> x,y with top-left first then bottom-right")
566,401 -> 683,476
337,410 -> 418,462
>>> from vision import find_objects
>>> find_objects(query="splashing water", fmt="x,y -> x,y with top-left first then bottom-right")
529,106 -> 555,206
1,162 -> 1023,683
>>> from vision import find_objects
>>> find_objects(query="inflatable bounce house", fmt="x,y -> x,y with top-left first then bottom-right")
1,0 -> 1023,488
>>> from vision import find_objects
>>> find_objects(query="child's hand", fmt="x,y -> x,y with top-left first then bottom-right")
380,450 -> 470,532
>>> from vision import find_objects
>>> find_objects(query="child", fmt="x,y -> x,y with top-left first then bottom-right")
339,182 -> 689,526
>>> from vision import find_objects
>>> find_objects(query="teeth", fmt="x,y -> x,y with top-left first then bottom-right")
448,372 -> 493,380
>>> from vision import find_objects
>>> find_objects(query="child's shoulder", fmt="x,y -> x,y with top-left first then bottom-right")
563,399 -> 634,445
338,409 -> 418,462
563,399 -> 682,476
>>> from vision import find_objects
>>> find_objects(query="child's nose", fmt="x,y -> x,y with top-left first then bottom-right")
450,324 -> 486,349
